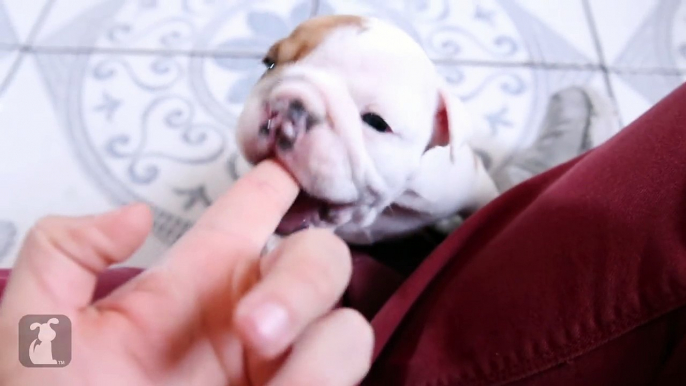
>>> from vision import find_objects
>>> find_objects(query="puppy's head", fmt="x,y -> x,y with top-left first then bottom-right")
236,15 -> 469,242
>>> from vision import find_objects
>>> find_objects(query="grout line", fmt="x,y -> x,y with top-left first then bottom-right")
432,59 -> 603,70
0,0 -> 56,95
0,43 -> 20,51
23,44 -> 267,58
0,48 -> 23,95
581,0 -> 609,69
310,0 -> 320,17
3,44 -> 684,76
581,0 -> 623,127
607,67 -> 685,76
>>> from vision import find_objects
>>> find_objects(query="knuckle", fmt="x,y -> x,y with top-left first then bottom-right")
65,222 -> 96,246
289,229 -> 352,277
25,215 -> 111,271
25,216 -> 68,252
66,225 -> 116,268
31,216 -> 62,236
291,259 -> 341,302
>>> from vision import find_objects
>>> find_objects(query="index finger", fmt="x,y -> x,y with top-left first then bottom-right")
163,160 -> 298,293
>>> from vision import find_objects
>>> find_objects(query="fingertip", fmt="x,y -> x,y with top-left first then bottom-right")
244,160 -> 300,200
233,296 -> 293,359
117,202 -> 154,234
97,203 -> 153,242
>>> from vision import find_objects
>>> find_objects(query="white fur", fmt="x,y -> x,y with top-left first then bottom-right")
237,16 -> 498,245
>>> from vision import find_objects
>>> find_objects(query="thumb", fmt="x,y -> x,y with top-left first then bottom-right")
1,203 -> 152,315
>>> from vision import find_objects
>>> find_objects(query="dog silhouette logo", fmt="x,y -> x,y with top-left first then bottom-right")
19,315 -> 71,368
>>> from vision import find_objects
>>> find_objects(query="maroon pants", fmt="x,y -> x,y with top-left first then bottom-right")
3,84 -> 686,385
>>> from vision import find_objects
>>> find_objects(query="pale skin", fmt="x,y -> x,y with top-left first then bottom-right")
0,160 -> 373,386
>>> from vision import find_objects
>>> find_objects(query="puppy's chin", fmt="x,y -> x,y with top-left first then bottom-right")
274,191 -> 343,235
275,190 -> 380,237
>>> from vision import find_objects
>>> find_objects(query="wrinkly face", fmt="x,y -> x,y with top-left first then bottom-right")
236,16 -> 448,239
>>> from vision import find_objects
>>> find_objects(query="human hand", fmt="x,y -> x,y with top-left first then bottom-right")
0,160 -> 373,386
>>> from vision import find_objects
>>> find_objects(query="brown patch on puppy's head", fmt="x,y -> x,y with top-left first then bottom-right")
264,15 -> 365,67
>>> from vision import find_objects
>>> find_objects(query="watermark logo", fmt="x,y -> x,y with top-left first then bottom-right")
18,315 -> 71,368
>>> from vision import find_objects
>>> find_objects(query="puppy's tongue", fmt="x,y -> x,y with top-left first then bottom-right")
276,192 -> 325,235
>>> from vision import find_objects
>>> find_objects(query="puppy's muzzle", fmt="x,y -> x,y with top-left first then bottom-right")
260,97 -> 320,151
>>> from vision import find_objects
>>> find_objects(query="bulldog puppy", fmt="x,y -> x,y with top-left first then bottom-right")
236,15 -> 498,246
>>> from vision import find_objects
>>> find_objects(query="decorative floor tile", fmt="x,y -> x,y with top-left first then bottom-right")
0,1 -> 18,46
512,0 -> 600,65
321,0 -> 598,66
0,48 -> 20,94
30,0 -> 600,67
589,0 -> 686,72
33,0 -> 310,53
0,0 -> 682,269
441,65 -> 618,172
0,0 -> 51,45
0,53 -> 119,267
609,71 -> 686,126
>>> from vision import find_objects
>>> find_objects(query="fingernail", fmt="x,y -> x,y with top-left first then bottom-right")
238,301 -> 290,355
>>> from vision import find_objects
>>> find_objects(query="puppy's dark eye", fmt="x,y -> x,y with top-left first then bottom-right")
362,113 -> 391,133
262,57 -> 276,70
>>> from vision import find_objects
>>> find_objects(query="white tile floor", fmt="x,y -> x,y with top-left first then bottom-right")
0,0 -> 684,267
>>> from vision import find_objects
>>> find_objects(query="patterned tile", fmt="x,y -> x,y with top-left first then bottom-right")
0,53 -> 115,266
0,52 -> 173,268
589,0 -> 686,71
0,1 -> 18,46
30,48 -> 251,251
440,65 -> 618,172
609,71 -> 686,126
323,0 -> 599,65
33,0 -> 310,52
511,0 -> 600,65
0,0 -> 676,268
589,0 -> 686,126
0,0 -> 51,45
0,48 -> 20,94
31,0 -> 599,67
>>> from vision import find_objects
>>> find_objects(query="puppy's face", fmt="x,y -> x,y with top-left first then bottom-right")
236,16 -> 456,240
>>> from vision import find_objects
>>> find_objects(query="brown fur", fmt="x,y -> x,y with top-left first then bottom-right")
265,15 -> 365,66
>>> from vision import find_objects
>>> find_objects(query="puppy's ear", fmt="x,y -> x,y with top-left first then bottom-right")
428,90 -> 451,149
427,83 -> 473,162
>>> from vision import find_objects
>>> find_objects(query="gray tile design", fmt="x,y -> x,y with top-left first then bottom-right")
586,0 -> 686,124
0,0 -> 19,46
608,0 -> 686,107
0,0 -> 52,45
0,1 -> 20,95
610,0 -> 685,72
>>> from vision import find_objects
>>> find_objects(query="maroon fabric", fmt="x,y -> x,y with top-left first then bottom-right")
2,84 -> 686,385
359,82 -> 686,385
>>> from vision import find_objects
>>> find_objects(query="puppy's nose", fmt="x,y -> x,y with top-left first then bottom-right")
262,98 -> 316,151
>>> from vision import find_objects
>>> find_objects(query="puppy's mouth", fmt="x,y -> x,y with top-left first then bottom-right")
276,191 -> 350,235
